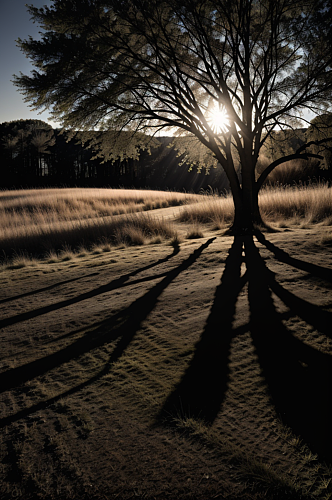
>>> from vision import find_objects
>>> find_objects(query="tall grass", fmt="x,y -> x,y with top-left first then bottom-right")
0,187 -> 197,223
0,187 -> 196,263
259,182 -> 332,225
179,181 -> 332,228
178,192 -> 234,228
1,183 -> 331,266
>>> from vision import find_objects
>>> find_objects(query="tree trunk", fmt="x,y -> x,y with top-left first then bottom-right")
228,88 -> 266,233
229,163 -> 264,234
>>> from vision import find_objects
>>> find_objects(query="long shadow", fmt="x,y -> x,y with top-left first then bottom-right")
0,238 -> 215,426
269,274 -> 332,337
159,232 -> 332,461
159,236 -> 246,424
0,246 -> 180,328
255,231 -> 332,283
0,272 -> 100,305
244,234 -> 332,461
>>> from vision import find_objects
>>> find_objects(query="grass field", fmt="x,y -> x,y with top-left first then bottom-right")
1,183 -> 332,267
0,185 -> 332,500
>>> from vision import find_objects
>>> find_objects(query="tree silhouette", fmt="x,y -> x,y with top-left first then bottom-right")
14,0 -> 332,231
0,119 -> 54,180
30,129 -> 55,176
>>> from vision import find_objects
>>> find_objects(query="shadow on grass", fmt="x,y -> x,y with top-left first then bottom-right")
0,244 -> 180,329
160,236 -> 247,423
160,232 -> 332,462
0,272 -> 100,305
1,231 -> 332,462
245,234 -> 332,462
0,238 -> 215,427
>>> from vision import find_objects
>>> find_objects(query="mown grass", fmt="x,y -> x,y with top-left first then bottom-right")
1,200 -> 332,499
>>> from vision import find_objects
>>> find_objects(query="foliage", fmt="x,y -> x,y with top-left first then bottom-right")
0,119 -> 55,179
0,121 -> 233,190
307,114 -> 332,169
14,0 -> 332,230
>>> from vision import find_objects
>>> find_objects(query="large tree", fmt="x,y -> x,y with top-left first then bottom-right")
14,0 -> 332,232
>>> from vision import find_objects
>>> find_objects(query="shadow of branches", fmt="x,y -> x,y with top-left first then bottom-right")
160,232 -> 332,461
0,238 -> 215,428
160,236 -> 247,423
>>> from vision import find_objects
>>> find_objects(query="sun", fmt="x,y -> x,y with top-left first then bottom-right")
207,106 -> 229,133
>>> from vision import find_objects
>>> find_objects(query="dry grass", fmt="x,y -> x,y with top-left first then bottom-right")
1,183 -> 331,267
0,187 -> 197,264
0,187 -> 197,220
259,182 -> 332,225
178,194 -> 234,229
179,181 -> 332,229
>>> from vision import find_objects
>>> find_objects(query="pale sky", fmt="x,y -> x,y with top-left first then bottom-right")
0,0 -> 59,127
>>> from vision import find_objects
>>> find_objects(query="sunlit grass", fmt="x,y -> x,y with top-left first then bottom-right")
0,187 -> 197,264
179,181 -> 332,229
178,192 -> 234,228
0,187 -> 197,241
0,187 -> 197,219
259,182 -> 332,225
1,183 -> 331,267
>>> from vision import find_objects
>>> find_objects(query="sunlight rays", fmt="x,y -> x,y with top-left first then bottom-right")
207,105 -> 230,133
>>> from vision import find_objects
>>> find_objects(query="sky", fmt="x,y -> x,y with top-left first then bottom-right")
0,0 -> 59,127
0,1 -> 316,131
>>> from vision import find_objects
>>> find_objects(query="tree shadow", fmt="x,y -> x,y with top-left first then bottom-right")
0,271 -> 101,305
245,233 -> 332,461
160,236 -> 246,423
0,245 -> 180,329
2,231 -> 331,461
255,231 -> 332,282
0,238 -> 215,428
160,232 -> 332,461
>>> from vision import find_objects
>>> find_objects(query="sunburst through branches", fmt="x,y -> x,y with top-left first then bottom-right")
207,105 -> 229,134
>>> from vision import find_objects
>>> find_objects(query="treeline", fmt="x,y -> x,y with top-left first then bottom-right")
0,119 -> 230,191
1,119 -> 331,191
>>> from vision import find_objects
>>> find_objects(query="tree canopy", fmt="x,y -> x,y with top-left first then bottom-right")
14,0 -> 332,231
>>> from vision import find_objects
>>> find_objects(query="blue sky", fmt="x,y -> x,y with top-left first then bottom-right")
0,1 -> 316,130
0,0 -> 58,127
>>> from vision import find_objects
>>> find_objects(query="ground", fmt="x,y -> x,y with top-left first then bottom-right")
0,213 -> 332,500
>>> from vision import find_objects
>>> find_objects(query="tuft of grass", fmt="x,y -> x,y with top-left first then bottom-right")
45,249 -> 59,263
170,233 -> 183,249
186,223 -> 204,239
7,252 -> 38,269
59,245 -> 75,261
113,224 -> 147,246
318,229 -> 332,246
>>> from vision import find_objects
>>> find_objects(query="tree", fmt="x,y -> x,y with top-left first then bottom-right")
0,119 -> 53,181
14,0 -> 332,232
30,128 -> 56,176
306,114 -> 332,170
